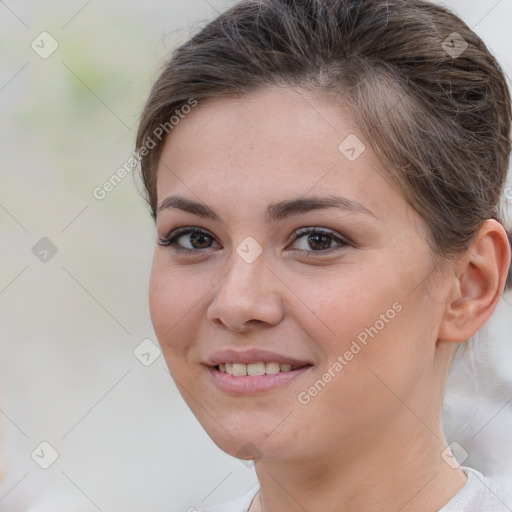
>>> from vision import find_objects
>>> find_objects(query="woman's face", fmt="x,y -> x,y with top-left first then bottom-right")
150,86 -> 454,462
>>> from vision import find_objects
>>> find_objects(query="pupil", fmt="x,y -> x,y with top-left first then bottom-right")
191,233 -> 210,248
190,233 -> 208,249
308,234 -> 330,250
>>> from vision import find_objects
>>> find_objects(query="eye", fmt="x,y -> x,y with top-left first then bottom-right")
158,227 -> 219,254
288,227 -> 349,255
158,226 -> 350,256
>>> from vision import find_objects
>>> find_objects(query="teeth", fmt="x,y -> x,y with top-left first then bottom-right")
247,362 -> 265,376
232,363 -> 247,376
265,362 -> 280,375
218,362 -> 305,376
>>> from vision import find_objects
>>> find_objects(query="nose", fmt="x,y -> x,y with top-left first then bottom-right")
206,252 -> 285,333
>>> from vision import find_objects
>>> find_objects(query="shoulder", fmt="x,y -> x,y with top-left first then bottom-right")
196,484 -> 260,512
439,466 -> 512,511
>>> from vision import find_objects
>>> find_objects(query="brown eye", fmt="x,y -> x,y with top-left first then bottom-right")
158,227 -> 220,253
186,232 -> 213,249
290,228 -> 349,255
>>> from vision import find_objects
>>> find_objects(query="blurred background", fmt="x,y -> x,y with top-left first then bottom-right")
0,1 -> 511,510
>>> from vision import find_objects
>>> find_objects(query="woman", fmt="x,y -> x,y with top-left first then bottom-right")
136,0 -> 512,510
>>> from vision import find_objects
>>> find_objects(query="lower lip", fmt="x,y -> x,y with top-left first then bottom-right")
206,365 -> 313,394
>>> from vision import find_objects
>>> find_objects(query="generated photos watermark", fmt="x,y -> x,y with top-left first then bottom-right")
93,98 -> 198,200
298,301 -> 403,405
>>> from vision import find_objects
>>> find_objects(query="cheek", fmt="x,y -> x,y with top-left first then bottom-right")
288,267 -> 429,406
148,262 -> 199,365
288,267 -> 400,356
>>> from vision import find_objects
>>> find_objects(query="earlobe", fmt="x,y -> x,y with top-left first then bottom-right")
438,220 -> 511,343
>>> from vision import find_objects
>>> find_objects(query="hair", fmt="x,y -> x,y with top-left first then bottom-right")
136,0 -> 512,289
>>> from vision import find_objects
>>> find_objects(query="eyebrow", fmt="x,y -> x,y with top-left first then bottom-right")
157,195 -> 376,222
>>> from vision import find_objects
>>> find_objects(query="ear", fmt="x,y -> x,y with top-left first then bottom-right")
438,219 -> 511,343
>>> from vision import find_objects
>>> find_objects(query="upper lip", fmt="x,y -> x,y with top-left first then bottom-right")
206,348 -> 312,367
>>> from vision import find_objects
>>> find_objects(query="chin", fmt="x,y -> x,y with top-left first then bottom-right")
193,407 -> 295,460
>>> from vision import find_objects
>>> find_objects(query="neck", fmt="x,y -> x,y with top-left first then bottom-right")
251,414 -> 467,512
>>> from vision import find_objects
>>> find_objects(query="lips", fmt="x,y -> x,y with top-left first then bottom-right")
207,363 -> 312,393
204,348 -> 313,393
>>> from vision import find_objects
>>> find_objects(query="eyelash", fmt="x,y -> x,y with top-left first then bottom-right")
157,226 -> 350,257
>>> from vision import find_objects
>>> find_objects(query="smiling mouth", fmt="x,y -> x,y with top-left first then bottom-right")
214,362 -> 312,376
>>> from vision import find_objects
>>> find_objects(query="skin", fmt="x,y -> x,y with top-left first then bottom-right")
149,85 -> 510,511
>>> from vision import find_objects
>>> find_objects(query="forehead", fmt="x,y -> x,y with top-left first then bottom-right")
156,86 -> 399,218
162,86 -> 353,152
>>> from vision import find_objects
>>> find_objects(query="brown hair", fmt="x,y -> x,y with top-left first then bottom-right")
136,0 -> 512,288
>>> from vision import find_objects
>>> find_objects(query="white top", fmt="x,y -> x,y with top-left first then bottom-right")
198,467 -> 511,511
